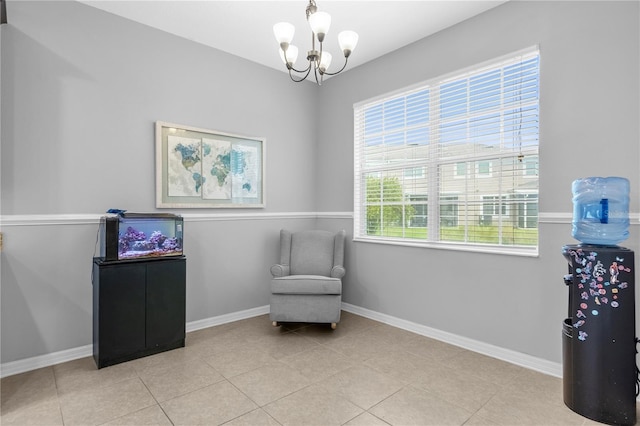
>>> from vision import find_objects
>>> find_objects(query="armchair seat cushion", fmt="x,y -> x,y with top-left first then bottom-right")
271,275 -> 342,295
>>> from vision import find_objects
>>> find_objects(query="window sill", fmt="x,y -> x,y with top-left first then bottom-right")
353,236 -> 539,257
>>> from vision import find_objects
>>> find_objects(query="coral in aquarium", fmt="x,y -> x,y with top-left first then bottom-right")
149,231 -> 167,247
119,238 -> 130,253
119,227 -> 147,253
131,240 -> 156,251
162,238 -> 179,251
123,226 -> 146,241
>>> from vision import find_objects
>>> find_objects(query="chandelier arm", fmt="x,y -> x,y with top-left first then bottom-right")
321,57 -> 349,76
313,64 -> 322,85
318,40 -> 324,70
287,61 -> 313,74
288,65 -> 313,83
313,41 -> 324,84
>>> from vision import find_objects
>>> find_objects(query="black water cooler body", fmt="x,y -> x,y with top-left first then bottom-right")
562,244 -> 636,425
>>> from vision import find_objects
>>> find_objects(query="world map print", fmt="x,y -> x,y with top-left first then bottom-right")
167,135 -> 259,200
202,138 -> 231,200
231,144 -> 259,199
167,136 -> 202,197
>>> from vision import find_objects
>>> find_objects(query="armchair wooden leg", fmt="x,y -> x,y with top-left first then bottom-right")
272,321 -> 279,327
331,323 -> 337,330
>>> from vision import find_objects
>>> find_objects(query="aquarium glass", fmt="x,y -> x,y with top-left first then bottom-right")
117,217 -> 183,260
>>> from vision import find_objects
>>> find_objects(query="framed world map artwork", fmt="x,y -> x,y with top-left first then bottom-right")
155,122 -> 265,208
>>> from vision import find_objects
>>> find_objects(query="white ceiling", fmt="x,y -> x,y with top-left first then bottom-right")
81,0 -> 507,77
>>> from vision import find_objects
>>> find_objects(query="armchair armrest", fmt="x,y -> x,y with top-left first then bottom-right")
271,264 -> 290,278
330,265 -> 346,279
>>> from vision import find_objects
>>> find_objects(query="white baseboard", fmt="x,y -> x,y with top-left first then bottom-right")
341,302 -> 562,378
0,344 -> 94,379
0,305 -> 271,379
185,305 -> 270,333
1,303 -> 561,379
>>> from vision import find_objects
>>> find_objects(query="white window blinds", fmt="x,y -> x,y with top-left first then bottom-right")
354,47 -> 540,251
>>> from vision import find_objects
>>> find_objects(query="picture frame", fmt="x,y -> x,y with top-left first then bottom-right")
155,121 -> 265,208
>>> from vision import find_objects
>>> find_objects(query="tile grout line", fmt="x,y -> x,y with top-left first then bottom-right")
222,376 -> 283,423
135,374 -> 175,426
50,366 -> 67,426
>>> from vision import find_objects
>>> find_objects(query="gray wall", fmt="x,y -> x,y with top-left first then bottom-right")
0,0 -> 319,363
318,0 -> 640,363
2,0 -> 639,368
1,1 -> 318,215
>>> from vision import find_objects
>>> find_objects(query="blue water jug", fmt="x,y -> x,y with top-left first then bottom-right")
571,176 -> 629,245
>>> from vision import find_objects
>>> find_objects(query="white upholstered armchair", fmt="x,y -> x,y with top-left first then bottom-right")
270,229 -> 346,329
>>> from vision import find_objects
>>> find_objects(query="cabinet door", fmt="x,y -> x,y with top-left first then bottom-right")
98,264 -> 146,358
146,259 -> 186,348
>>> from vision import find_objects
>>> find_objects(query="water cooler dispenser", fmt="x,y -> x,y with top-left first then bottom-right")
562,177 -> 637,425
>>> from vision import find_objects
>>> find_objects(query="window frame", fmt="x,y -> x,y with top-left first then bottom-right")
353,47 -> 540,256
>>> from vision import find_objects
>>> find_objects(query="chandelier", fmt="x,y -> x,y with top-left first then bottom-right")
273,0 -> 359,85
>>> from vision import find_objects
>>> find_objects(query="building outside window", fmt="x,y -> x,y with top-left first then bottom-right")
354,47 -> 540,252
482,195 -> 508,222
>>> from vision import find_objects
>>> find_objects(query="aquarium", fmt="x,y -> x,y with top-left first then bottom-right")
100,213 -> 183,261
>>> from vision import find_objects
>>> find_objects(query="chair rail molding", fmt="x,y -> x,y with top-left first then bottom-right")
0,212 -> 347,227
5,211 -> 639,227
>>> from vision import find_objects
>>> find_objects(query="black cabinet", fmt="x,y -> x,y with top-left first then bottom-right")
92,257 -> 186,368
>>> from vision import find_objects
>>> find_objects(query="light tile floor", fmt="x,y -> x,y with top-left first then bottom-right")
0,312 -> 617,425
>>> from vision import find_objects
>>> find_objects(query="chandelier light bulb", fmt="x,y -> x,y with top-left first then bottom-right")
279,45 -> 299,67
338,30 -> 359,58
308,11 -> 331,42
319,51 -> 332,73
273,22 -> 295,46
284,45 -> 298,66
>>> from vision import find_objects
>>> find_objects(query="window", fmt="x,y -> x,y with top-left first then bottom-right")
482,195 -> 508,217
354,47 -> 539,252
515,193 -> 538,229
404,167 -> 425,179
477,161 -> 492,177
408,194 -> 428,227
523,156 -> 538,177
